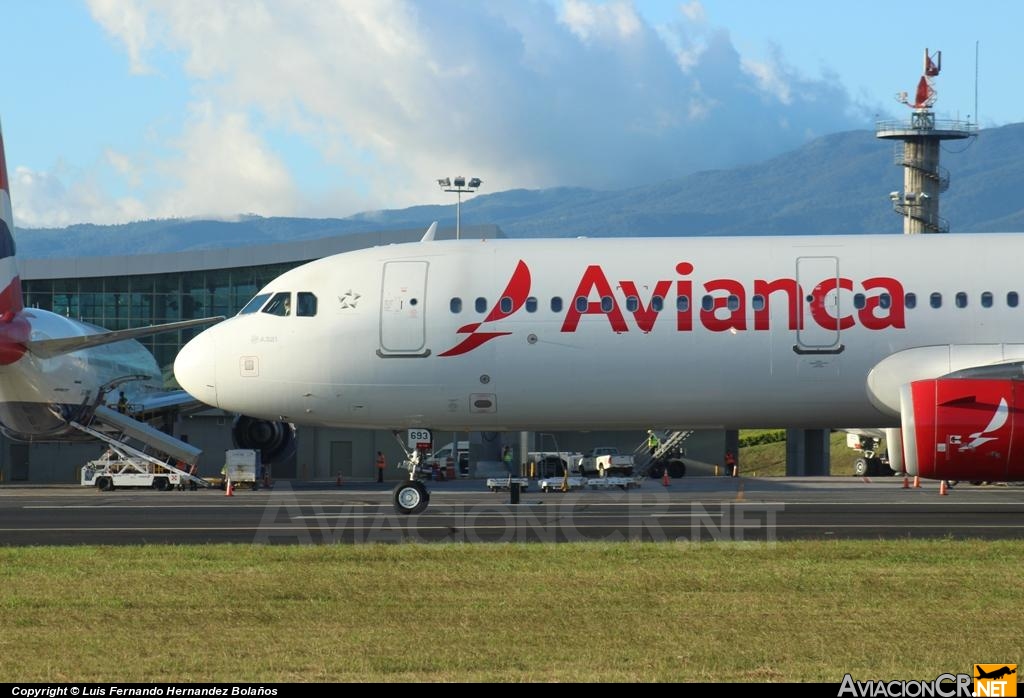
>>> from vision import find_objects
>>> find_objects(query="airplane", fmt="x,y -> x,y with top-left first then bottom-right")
975,666 -> 1016,681
0,123 -> 223,475
174,219 -> 1024,514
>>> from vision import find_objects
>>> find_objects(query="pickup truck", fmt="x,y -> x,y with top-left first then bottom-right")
575,447 -> 635,477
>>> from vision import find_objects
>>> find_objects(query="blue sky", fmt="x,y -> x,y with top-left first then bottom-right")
0,1 -> 1017,228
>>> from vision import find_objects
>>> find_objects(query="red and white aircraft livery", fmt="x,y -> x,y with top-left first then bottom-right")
0,124 -> 219,465
175,215 -> 1024,512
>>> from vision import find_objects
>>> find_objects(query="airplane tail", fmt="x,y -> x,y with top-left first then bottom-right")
0,121 -> 24,319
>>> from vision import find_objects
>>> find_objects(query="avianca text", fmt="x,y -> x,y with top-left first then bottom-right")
561,262 -> 905,333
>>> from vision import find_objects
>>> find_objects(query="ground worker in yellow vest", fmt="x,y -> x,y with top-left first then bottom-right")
647,430 -> 660,455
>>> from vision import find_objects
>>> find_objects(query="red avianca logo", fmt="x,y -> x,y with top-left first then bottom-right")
438,260 -> 906,357
438,260 -> 532,357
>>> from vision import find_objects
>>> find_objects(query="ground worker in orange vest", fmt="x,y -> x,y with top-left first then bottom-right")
375,451 -> 387,483
725,449 -> 737,477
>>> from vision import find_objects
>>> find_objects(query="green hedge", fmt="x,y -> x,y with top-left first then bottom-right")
738,430 -> 787,447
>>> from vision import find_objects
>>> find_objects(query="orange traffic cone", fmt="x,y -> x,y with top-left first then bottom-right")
662,468 -> 670,487
913,475 -> 921,488
939,480 -> 948,496
225,479 -> 234,497
902,476 -> 910,489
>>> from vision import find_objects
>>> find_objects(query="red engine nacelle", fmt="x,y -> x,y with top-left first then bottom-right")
902,377 -> 1024,481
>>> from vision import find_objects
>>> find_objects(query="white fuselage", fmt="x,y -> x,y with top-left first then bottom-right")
0,309 -> 161,439
173,234 -> 1024,431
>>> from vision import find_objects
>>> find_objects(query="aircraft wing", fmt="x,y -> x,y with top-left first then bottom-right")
130,388 -> 210,418
24,317 -> 225,359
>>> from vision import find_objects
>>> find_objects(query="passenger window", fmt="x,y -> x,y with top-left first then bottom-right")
500,297 -> 513,313
475,297 -> 487,313
297,292 -> 317,317
677,296 -> 690,312
626,296 -> 639,313
853,293 -> 866,310
701,295 -> 714,311
930,292 -> 942,309
239,293 -> 271,315
1009,292 -> 1019,308
879,293 -> 891,310
751,295 -> 764,312
905,293 -> 917,309
575,296 -> 588,312
652,296 -> 664,312
525,297 -> 538,313
727,295 -> 740,311
955,292 -> 967,308
600,296 -> 613,312
450,298 -> 462,313
262,292 -> 291,316
981,292 -> 993,308
551,297 -> 563,313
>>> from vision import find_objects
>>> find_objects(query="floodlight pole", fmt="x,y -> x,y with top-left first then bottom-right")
437,177 -> 482,240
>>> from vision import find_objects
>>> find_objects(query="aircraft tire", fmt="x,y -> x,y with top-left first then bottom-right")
393,480 -> 429,515
667,460 -> 686,478
97,477 -> 114,492
853,458 -> 869,477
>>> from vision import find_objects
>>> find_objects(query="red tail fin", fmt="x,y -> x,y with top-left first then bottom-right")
0,123 -> 25,318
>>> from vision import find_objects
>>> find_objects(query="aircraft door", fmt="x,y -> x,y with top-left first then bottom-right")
379,261 -> 430,357
795,256 -> 843,353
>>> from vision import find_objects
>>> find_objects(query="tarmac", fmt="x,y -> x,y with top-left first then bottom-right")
2,474 -> 1022,545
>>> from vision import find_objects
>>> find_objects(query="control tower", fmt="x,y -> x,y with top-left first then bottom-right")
875,49 -> 976,233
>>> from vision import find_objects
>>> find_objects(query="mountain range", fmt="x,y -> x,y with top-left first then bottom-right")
15,122 -> 1024,259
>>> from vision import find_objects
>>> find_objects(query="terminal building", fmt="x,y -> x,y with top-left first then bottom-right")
3,224 -> 731,484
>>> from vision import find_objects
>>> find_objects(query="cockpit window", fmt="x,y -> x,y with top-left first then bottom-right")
239,293 -> 272,315
262,292 -> 292,316
297,292 -> 317,317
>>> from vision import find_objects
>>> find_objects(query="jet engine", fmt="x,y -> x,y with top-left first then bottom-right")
901,377 -> 1024,481
232,415 -> 297,465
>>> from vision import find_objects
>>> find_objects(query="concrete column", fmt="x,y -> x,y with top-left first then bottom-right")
724,429 -> 740,467
785,429 -> 831,476
518,431 -> 531,476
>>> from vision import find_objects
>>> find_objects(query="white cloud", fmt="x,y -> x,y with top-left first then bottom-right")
742,57 -> 793,105
70,0 -> 870,224
679,1 -> 706,23
11,107 -> 301,226
88,0 -> 154,74
150,105 -> 300,220
11,164 -> 147,228
559,0 -> 643,42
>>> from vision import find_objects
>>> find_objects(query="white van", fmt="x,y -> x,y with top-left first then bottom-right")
424,441 -> 470,477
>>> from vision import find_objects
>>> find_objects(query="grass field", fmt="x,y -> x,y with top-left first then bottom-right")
740,431 -> 874,477
1,541 -> 1020,683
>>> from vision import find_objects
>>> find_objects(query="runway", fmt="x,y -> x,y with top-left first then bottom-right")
1,477 -> 1022,545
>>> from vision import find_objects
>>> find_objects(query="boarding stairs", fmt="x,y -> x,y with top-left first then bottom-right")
634,429 -> 694,475
71,405 -> 212,488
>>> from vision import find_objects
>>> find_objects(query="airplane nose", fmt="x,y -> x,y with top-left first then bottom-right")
174,333 -> 219,408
